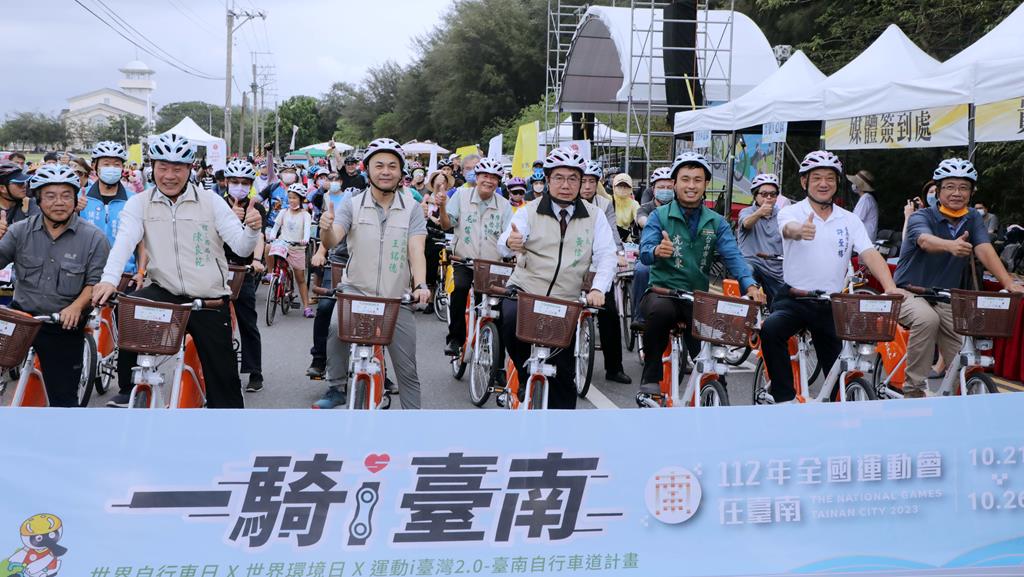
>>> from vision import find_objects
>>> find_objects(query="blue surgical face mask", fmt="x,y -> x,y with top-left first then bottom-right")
329,182 -> 341,193
464,169 -> 477,184
926,191 -> 938,208
99,166 -> 122,185
654,189 -> 674,204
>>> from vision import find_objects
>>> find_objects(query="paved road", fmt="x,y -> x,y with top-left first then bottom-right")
86,285 -> 1023,409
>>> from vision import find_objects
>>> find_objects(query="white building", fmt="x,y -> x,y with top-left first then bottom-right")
63,60 -> 157,146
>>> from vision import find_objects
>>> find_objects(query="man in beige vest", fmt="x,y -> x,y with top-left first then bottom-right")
316,138 -> 431,410
93,134 -> 263,408
436,157 -> 512,356
497,149 -> 617,409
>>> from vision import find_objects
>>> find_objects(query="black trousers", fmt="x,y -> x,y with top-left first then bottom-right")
447,265 -> 475,346
32,323 -> 85,408
235,274 -> 262,375
501,298 -> 577,409
639,291 -> 701,385
759,294 -> 842,402
311,265 -> 338,365
595,288 -> 624,374
117,284 -> 244,408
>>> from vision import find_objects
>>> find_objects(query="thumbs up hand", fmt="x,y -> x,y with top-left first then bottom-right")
0,210 -> 7,239
76,190 -> 87,213
506,222 -> 526,253
799,212 -> 817,241
232,197 -> 246,221
243,200 -> 263,230
950,230 -> 973,258
654,230 -> 676,259
319,197 -> 335,230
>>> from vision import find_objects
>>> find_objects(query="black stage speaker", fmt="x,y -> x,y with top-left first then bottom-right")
662,0 -> 703,126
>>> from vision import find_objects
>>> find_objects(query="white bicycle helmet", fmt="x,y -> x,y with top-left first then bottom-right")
363,138 -> 406,170
475,157 -> 505,178
224,159 -> 256,181
933,158 -> 977,183
148,133 -> 195,164
669,151 -> 712,180
798,150 -> 843,175
649,167 -> 673,185
543,148 -> 588,173
584,160 -> 604,179
279,162 -> 299,172
286,183 -> 307,197
751,173 -> 780,191
91,140 -> 128,161
343,187 -> 363,196
30,164 -> 81,192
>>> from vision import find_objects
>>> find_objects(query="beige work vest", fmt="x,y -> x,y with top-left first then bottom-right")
142,184 -> 230,298
451,187 -> 509,262
342,190 -> 415,298
507,196 -> 597,300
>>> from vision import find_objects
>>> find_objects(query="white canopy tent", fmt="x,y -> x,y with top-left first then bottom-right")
402,140 -> 450,155
818,3 -> 1024,120
538,117 -> 643,148
673,50 -> 825,133
557,6 -> 778,113
150,116 -> 227,170
674,24 -> 941,133
294,141 -> 354,155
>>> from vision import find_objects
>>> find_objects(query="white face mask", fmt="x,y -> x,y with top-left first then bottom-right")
977,208 -> 986,216
228,183 -> 249,200
280,173 -> 297,185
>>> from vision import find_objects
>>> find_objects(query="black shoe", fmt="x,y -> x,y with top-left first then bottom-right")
384,377 -> 398,394
246,374 -> 264,393
443,343 -> 459,357
306,363 -> 326,378
630,320 -> 645,332
605,370 -> 633,384
106,393 -> 130,408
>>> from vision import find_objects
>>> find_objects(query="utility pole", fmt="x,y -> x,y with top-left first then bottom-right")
238,91 -> 247,155
274,101 -> 280,155
224,4 -> 265,155
251,55 -> 258,157
259,84 -> 266,150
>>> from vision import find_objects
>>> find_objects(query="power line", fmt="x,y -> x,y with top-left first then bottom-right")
74,0 -> 222,80
167,0 -> 217,35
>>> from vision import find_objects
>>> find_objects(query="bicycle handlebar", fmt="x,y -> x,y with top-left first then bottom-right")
650,286 -> 695,302
789,287 -> 829,300
108,293 -> 226,311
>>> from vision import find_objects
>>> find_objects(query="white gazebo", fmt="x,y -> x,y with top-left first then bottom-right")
402,140 -> 450,155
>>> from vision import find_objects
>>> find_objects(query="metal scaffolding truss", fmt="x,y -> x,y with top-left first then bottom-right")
544,0 -> 589,148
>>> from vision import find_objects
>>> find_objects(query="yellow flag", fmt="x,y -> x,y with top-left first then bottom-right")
128,144 -> 143,165
455,144 -> 481,158
511,121 -> 539,178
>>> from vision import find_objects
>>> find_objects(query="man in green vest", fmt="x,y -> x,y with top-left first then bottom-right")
498,149 -> 618,409
636,151 -> 764,403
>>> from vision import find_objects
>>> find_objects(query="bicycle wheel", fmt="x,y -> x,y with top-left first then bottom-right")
78,333 -> 98,407
434,285 -> 449,323
265,277 -> 279,326
96,354 -> 115,395
804,337 -> 821,384
469,322 -> 500,406
575,315 -> 596,398
699,379 -> 730,406
350,375 -> 369,410
965,372 -> 998,395
752,357 -> 773,405
618,281 -> 631,348
835,377 -> 878,402
281,274 -> 292,316
451,349 -> 467,380
131,386 -> 151,409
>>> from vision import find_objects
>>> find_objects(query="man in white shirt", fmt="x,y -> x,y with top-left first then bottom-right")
759,151 -> 899,404
93,134 -> 263,408
497,148 -> 617,409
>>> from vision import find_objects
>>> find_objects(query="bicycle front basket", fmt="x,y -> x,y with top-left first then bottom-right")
515,292 -> 583,349
830,293 -> 903,342
0,308 -> 43,369
473,259 -> 515,295
117,296 -> 192,355
691,291 -> 757,347
950,289 -> 1022,338
336,293 -> 402,345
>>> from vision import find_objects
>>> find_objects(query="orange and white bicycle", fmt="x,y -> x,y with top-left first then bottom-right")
0,309 -> 61,407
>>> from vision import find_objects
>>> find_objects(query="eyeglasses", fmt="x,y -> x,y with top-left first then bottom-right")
940,184 -> 972,193
758,191 -> 779,198
39,191 -> 77,203
549,174 -> 581,186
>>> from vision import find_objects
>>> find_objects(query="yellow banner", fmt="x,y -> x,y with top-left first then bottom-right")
975,96 -> 1024,143
511,122 -> 539,178
128,143 -> 143,165
824,104 -> 969,150
455,145 -> 481,159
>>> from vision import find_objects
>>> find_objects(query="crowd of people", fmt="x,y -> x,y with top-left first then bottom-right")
0,131 -> 1021,409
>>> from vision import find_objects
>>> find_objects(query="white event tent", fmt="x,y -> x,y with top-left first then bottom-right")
674,24 -> 941,133
558,6 -> 778,113
538,117 -> 643,148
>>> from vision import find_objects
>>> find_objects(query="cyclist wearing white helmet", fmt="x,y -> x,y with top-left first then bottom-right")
220,157 -> 268,392
761,150 -> 900,404
268,183 -> 314,317
316,137 -> 430,410
635,151 -> 763,403
630,166 -> 676,329
0,161 -> 38,232
737,172 -> 785,306
92,133 -> 263,409
436,156 -> 513,357
81,141 -> 146,288
497,147 -> 618,409
578,159 -> 631,384
261,159 -> 299,231
0,164 -> 110,406
893,158 -> 1023,398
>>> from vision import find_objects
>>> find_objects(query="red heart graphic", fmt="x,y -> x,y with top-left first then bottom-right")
364,453 -> 390,474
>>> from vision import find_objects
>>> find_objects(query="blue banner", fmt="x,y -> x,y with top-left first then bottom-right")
2,396 -> 1023,577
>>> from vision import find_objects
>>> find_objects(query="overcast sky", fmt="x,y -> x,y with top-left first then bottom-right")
1,0 -> 452,116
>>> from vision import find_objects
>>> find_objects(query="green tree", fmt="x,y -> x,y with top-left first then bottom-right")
91,114 -> 147,146
155,101 -> 223,134
277,95 -> 322,150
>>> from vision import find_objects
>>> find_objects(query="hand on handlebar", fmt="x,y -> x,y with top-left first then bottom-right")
586,289 -> 605,308
58,302 -> 84,330
412,287 -> 431,306
92,282 -> 118,306
746,285 -> 766,305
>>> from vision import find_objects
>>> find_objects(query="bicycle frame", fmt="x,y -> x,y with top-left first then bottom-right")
7,350 -> 48,407
648,334 -> 729,408
348,343 -> 387,410
806,338 -> 874,403
516,345 -> 555,410
128,335 -> 206,409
